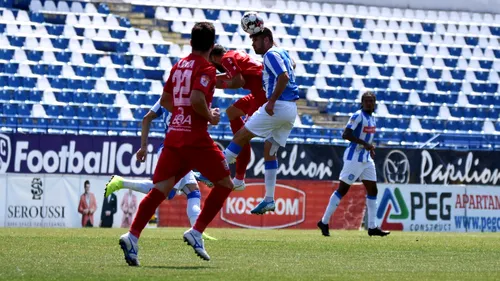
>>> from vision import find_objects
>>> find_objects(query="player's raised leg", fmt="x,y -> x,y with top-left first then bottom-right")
105,176 -> 153,197
226,105 -> 251,190
250,139 -> 279,214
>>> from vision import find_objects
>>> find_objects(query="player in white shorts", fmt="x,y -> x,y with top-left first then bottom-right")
317,92 -> 390,237
104,97 -> 216,240
223,28 -> 299,215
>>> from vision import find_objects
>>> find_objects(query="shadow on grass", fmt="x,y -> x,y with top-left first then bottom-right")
143,265 -> 211,270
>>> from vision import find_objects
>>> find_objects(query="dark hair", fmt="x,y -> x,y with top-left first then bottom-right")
210,44 -> 226,58
84,180 -> 90,186
191,22 -> 216,52
361,91 -> 376,103
250,27 -> 273,44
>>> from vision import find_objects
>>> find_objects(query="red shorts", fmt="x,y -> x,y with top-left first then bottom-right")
152,143 -> 230,185
233,93 -> 267,118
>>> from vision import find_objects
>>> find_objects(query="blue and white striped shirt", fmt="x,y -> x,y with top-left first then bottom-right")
343,110 -> 376,163
150,98 -> 171,133
262,47 -> 299,101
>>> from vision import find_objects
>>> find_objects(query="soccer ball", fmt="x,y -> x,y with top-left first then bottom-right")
241,12 -> 264,35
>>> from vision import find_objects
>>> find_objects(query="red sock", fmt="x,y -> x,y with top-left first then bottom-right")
230,117 -> 244,134
193,185 -> 232,233
235,144 -> 250,180
129,188 -> 165,238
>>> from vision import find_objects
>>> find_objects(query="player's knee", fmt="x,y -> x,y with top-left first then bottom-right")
264,139 -> 279,158
234,127 -> 253,143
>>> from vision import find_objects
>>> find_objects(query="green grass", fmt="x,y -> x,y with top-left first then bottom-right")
0,228 -> 499,281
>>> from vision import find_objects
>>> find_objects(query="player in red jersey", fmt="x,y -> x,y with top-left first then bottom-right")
209,44 -> 267,190
118,22 -> 234,265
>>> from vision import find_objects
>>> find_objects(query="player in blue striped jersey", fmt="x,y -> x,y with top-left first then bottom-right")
105,97 -> 216,240
223,28 -> 299,215
317,92 -> 390,237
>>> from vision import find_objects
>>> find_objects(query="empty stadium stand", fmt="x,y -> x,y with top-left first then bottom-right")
0,0 -> 499,150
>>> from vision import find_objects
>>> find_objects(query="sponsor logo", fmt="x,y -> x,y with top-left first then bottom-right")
420,150 -> 500,185
220,183 -> 306,229
455,194 -> 500,210
383,150 -> 410,184
378,187 -> 453,231
200,75 -> 209,87
31,178 -> 43,200
348,174 -> 355,181
377,187 -> 407,231
0,133 -> 11,174
363,126 -> 376,134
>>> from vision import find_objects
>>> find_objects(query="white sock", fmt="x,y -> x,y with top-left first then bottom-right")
233,178 -> 245,186
128,232 -> 138,243
122,179 -> 154,194
264,160 -> 278,200
366,196 -> 378,229
224,148 -> 238,163
321,191 -> 342,224
187,197 -> 201,227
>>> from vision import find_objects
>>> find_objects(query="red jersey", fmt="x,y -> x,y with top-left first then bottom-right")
221,50 -> 267,102
163,54 -> 216,148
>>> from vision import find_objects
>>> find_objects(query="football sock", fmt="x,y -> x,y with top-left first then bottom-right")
366,195 -> 377,229
129,188 -> 165,238
186,190 -> 201,226
321,191 -> 343,225
122,179 -> 154,194
224,142 -> 242,164
193,185 -> 232,233
229,117 -> 244,134
235,144 -> 251,180
264,160 -> 278,200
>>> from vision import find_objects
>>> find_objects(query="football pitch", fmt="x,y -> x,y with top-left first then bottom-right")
0,228 -> 499,281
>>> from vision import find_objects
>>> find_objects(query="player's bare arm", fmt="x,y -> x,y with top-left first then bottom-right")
136,110 -> 158,162
342,128 -> 375,153
265,71 -> 289,116
160,90 -> 174,112
216,72 -> 246,89
191,90 -> 220,125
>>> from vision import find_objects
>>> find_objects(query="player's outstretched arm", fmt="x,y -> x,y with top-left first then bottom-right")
216,73 -> 246,89
342,128 -> 374,151
136,110 -> 158,162
191,90 -> 220,125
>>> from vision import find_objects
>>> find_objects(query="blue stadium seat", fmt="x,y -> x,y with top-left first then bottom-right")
443,58 -> 458,68
101,94 -> 115,105
47,25 -> 64,36
144,56 -> 160,68
0,89 -> 10,100
427,69 -> 442,79
0,49 -> 13,60
409,56 -> 423,66
57,92 -> 71,103
55,51 -> 71,63
462,107 -> 476,119
118,68 -> 132,79
5,63 -> 18,74
335,53 -> 351,63
111,53 -> 126,65
378,66 -> 394,77
63,106 -> 75,117
354,65 -> 368,76
446,120 -> 460,131
133,107 -> 147,119
155,44 -> 169,55
13,89 -> 28,101
470,121 -> 483,131
373,54 -> 388,65
329,64 -> 344,75
109,81 -> 124,91
52,38 -> 69,49
403,131 -> 417,143
75,66 -> 91,77
106,107 -> 119,119
401,44 -> 416,54
82,79 -> 96,90
17,104 -> 31,116
77,106 -> 90,118
449,106 -> 463,118
464,36 -> 479,46
91,107 -> 104,118
403,67 -> 418,78
427,106 -> 439,117
448,47 -> 462,57
132,69 -> 145,79
91,67 -> 105,78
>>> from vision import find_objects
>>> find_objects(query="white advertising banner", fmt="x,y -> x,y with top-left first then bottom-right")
376,184 -> 500,232
0,174 -> 147,228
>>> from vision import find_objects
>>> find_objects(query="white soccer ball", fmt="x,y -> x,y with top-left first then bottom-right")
241,12 -> 265,35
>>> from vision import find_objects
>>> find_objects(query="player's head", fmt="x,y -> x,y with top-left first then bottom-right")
250,27 -> 273,55
84,180 -> 90,193
190,22 -> 216,54
361,91 -> 376,114
209,44 -> 227,73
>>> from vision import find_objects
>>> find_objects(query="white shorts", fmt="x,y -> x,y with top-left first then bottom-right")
244,100 -> 297,147
173,170 -> 197,190
157,145 -> 197,191
339,160 -> 377,185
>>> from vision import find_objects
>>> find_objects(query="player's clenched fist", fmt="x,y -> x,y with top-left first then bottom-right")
210,108 -> 221,125
136,147 -> 147,162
